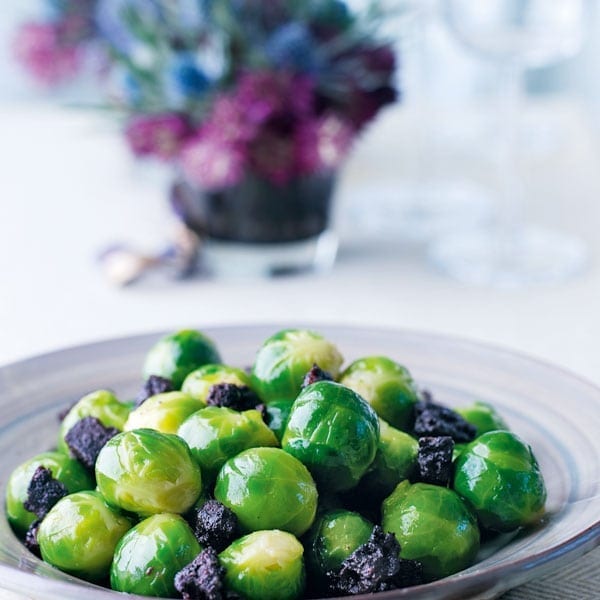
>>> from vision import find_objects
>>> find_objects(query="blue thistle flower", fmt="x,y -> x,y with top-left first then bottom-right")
265,22 -> 321,74
165,53 -> 211,108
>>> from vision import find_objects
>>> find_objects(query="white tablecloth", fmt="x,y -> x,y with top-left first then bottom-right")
1,100 -> 599,379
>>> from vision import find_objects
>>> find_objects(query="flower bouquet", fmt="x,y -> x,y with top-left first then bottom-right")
100,0 -> 398,276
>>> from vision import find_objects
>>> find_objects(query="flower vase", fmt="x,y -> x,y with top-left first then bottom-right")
170,172 -> 339,277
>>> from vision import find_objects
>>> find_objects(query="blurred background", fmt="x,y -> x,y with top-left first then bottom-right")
1,0 -> 599,376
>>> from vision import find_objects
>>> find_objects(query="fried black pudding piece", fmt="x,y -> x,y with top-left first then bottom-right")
174,547 -> 225,600
24,519 -> 42,556
206,384 -> 261,412
23,466 -> 68,519
413,399 -> 476,443
417,436 -> 454,486
64,416 -> 120,470
327,526 -> 424,595
193,500 -> 239,553
136,375 -> 174,407
301,363 -> 334,388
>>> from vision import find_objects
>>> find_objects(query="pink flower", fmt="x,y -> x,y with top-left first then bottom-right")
209,95 -> 258,143
125,113 -> 193,161
180,130 -> 246,190
235,71 -> 314,124
13,22 -> 80,87
295,114 -> 354,174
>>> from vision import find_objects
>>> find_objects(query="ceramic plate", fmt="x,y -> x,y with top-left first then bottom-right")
0,325 -> 599,600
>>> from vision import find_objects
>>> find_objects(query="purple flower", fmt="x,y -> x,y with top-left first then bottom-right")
125,113 -> 193,160
180,129 -> 246,190
13,22 -> 80,86
205,95 -> 258,143
295,114 -> 354,174
235,71 -> 314,124
345,84 -> 397,130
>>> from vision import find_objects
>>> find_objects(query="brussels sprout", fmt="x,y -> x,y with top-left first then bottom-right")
111,513 -> 201,597
143,329 -> 221,389
382,481 -> 480,581
281,381 -> 379,492
358,419 -> 418,498
455,401 -> 509,436
178,407 -> 278,481
264,398 -> 294,442
453,430 -> 547,532
182,364 -> 252,403
251,329 -> 343,403
453,443 -> 467,461
219,530 -> 305,600
339,357 -> 419,431
38,490 -> 132,582
58,390 -> 130,454
304,509 -> 373,579
124,391 -> 204,434
96,429 -> 201,516
5,451 -> 95,537
214,447 -> 317,537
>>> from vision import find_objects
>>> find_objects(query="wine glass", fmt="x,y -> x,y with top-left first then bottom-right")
430,0 -> 588,286
398,0 -> 495,242
339,0 -> 493,245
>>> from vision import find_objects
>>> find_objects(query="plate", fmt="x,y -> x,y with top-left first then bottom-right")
0,325 -> 599,600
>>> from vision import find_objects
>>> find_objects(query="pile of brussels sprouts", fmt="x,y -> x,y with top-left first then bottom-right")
5,328 -> 547,599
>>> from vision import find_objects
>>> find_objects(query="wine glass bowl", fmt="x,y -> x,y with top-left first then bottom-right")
444,0 -> 586,65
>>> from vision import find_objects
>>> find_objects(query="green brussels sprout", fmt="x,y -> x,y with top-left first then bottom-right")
5,451 -> 95,537
304,509 -> 373,579
455,401 -> 510,436
382,481 -> 480,581
358,419 -> 418,498
124,391 -> 204,434
214,447 -> 317,537
178,407 -> 278,482
219,530 -> 305,600
453,443 -> 467,462
38,490 -> 132,582
339,357 -> 419,431
281,381 -> 379,492
111,513 -> 201,597
251,329 -> 343,403
453,430 -> 547,532
143,329 -> 221,389
96,429 -> 201,516
182,364 -> 252,403
58,389 -> 130,454
264,398 -> 294,442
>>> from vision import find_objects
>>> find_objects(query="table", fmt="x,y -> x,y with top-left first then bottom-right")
0,100 -> 598,599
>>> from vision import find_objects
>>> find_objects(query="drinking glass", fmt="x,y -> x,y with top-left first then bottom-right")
395,0 -> 493,242
430,0 -> 588,286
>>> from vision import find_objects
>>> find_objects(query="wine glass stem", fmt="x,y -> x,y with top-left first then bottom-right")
408,2 -> 434,191
497,60 -> 524,254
